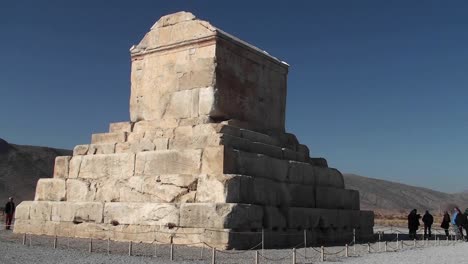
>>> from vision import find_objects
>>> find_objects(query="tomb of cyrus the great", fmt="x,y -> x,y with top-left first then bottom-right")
14,11 -> 374,249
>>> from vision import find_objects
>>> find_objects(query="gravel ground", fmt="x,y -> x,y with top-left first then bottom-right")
0,227 -> 466,264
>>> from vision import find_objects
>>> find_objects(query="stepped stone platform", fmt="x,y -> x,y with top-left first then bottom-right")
14,11 -> 374,249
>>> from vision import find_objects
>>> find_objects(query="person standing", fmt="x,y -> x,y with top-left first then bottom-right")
408,209 -> 420,239
422,210 -> 434,238
4,197 -> 15,230
453,207 -> 465,240
441,211 -> 451,237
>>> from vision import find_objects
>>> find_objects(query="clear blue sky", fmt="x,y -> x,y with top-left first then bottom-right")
1,1 -> 467,192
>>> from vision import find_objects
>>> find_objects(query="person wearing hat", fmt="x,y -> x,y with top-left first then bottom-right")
4,197 -> 15,230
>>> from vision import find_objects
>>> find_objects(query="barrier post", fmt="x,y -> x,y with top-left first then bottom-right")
292,248 -> 296,264
89,238 -> 93,253
28,234 -> 32,247
353,228 -> 356,254
304,230 -> 307,259
413,239 -> 416,247
345,244 -> 349,257
262,228 -> 265,257
128,241 -> 132,256
22,234 -> 26,245
367,243 -> 370,253
384,241 -> 387,252
378,233 -> 381,251
320,246 -> 324,262
107,238 -> 110,255
53,235 -> 57,249
211,247 -> 216,264
200,244 -> 204,259
170,240 -> 174,261
255,250 -> 259,264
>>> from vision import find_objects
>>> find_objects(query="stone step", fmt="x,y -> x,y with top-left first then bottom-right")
56,147 -> 342,188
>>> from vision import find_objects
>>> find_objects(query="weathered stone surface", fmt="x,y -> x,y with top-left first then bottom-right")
130,138 -> 155,152
91,132 -> 127,144
51,202 -> 103,223
53,156 -> 71,178
88,143 -> 116,155
104,203 -> 179,226
109,122 -> 133,133
29,201 -> 52,221
15,201 -> 33,220
263,206 -> 287,230
66,179 -> 96,202
135,150 -> 202,175
179,203 -> 263,229
315,167 -> 345,188
77,153 -> 135,179
73,144 -> 89,156
35,179 -> 66,201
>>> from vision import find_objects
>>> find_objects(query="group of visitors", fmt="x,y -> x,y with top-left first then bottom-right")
408,208 -> 468,241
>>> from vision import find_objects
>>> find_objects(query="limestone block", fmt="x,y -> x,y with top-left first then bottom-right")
66,179 -> 96,202
282,148 -> 297,161
236,151 -> 288,182
130,138 -> 155,152
287,208 -> 321,229
201,146 -> 237,175
143,129 -> 164,140
88,143 -> 116,155
91,132 -> 127,144
73,144 -> 89,156
109,121 -> 133,133
110,224 -> 158,242
219,134 -> 252,152
289,184 -> 315,207
196,174 -> 241,203
192,123 -> 241,138
170,134 -> 221,150
35,179 -> 66,201
68,156 -> 82,178
135,149 -> 202,176
288,161 -> 315,185
318,209 -> 339,229
95,179 -> 121,202
51,202 -> 103,223
165,89 -> 195,119
251,142 -> 283,159
104,203 -> 180,226
29,201 -> 52,221
179,203 -> 263,229
315,167 -> 344,188
115,142 -> 131,153
297,144 -> 310,157
239,129 -> 279,146
132,119 -> 179,133
336,210 -> 360,229
263,207 -> 286,230
78,153 -> 135,179
315,187 -> 346,209
153,138 -> 169,150
53,156 -> 71,178
15,201 -> 33,220
309,157 -> 328,168
198,86 -> 216,116
127,132 -> 145,143
359,210 -> 375,228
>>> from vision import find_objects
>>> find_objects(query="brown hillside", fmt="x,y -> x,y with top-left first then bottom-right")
0,138 -> 72,204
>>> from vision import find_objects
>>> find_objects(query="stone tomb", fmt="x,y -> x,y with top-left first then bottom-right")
14,11 -> 374,249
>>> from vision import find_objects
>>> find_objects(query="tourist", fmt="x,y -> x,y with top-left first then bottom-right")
4,197 -> 15,230
422,210 -> 434,238
408,209 -> 420,239
463,208 -> 468,241
441,211 -> 451,237
452,207 -> 465,240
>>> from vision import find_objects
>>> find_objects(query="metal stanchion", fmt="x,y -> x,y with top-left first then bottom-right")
170,241 -> 173,261
384,241 -> 387,252
292,248 -> 296,264
367,243 -> 371,253
413,239 -> 416,247
304,230 -> 307,259
107,238 -> 110,255
320,246 -> 324,262
128,241 -> 132,256
200,244 -> 204,259
53,235 -> 57,249
262,228 -> 265,257
345,244 -> 349,257
255,250 -> 259,264
89,238 -> 93,253
353,228 -> 356,254
211,247 -> 216,264
22,234 -> 26,245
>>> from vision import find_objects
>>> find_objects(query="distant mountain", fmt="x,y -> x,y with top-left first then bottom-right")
343,173 -> 468,213
0,138 -> 71,204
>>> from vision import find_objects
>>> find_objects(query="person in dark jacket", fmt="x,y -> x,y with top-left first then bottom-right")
408,209 -> 420,239
441,211 -> 451,237
453,207 -> 466,240
422,210 -> 434,238
4,197 -> 15,230
463,208 -> 468,240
